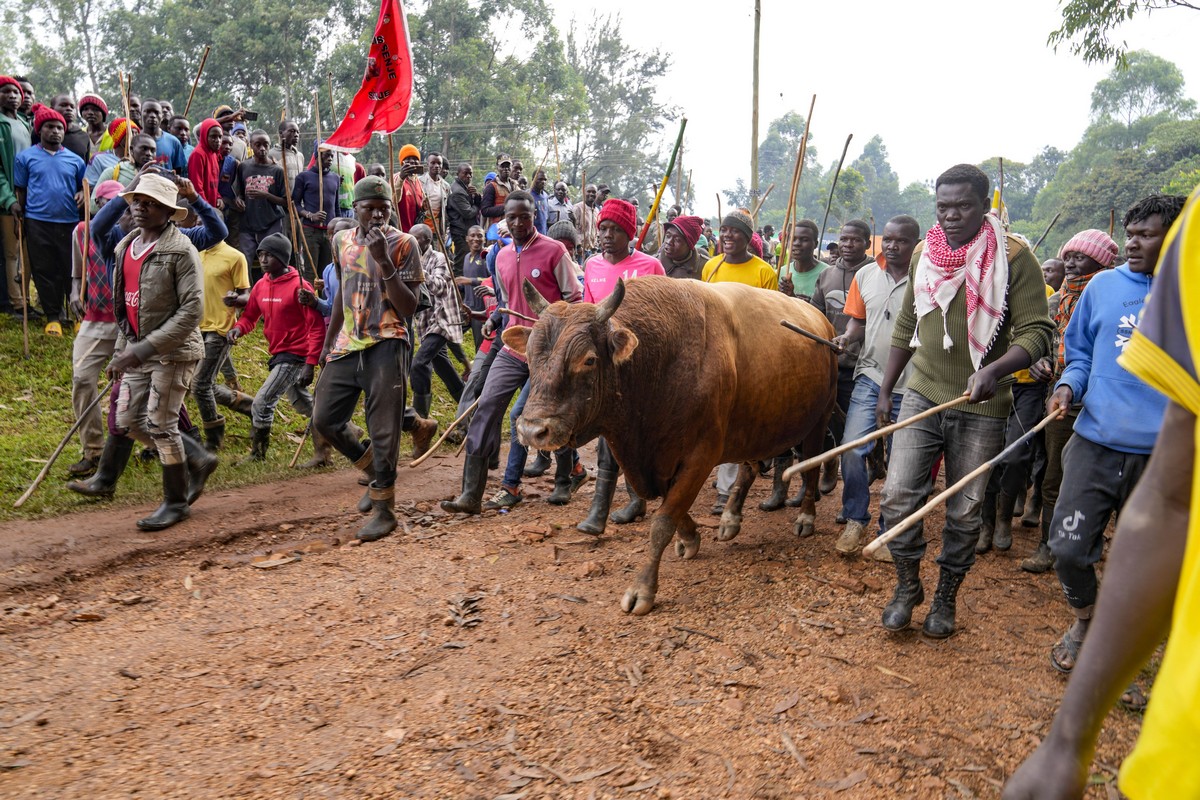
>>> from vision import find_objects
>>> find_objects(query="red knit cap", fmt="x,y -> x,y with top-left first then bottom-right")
107,117 -> 139,150
32,104 -> 66,134
750,232 -> 764,258
598,198 -> 637,240
1058,229 -> 1119,268
665,214 -> 703,248
0,76 -> 23,103
78,93 -> 109,116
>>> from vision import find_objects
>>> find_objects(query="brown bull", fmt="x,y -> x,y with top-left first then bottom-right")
502,275 -> 838,615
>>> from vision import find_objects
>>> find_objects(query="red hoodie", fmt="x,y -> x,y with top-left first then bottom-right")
232,268 -> 324,365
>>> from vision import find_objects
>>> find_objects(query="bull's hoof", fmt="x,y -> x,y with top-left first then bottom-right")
716,513 -> 743,542
793,512 -> 816,538
675,530 -> 701,559
620,585 -> 657,615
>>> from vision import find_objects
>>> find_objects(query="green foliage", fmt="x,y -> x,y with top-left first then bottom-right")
1049,0 -> 1199,66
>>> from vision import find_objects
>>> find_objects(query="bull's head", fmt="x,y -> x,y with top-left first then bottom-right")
504,279 -> 639,450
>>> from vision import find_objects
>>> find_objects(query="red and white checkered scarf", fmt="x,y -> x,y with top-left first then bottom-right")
911,215 -> 1008,370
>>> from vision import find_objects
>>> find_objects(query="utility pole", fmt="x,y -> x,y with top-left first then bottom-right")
750,0 -> 761,205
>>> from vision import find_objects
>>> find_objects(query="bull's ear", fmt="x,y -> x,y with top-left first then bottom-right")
608,321 -> 639,365
502,326 -> 532,355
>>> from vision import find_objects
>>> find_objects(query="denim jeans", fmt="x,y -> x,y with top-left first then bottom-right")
251,360 -> 313,430
501,382 -> 531,490
839,375 -> 902,526
193,332 -> 232,425
880,390 -> 1007,573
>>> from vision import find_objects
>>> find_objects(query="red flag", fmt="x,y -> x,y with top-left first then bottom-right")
323,0 -> 414,152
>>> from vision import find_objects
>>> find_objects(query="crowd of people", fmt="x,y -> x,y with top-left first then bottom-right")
4,77 -> 1198,797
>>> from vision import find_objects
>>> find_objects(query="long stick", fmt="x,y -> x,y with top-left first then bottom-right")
314,91 -> 323,224
716,193 -> 722,225
1109,208 -> 1115,237
675,141 -> 683,206
635,117 -> 688,250
17,219 -> 28,358
277,127 -> 309,281
551,115 -> 561,181
998,157 -> 1005,215
778,94 -> 816,279
684,169 -> 692,210
409,397 -> 481,468
289,424 -> 311,468
782,395 -> 970,482
326,71 -> 337,121
779,319 -> 842,353
14,381 -> 113,508
863,411 -> 1060,557
79,178 -> 91,327
750,182 -> 775,223
387,134 -> 395,195
498,307 -> 538,323
1031,211 -> 1062,254
819,133 -> 854,246
117,71 -> 132,161
182,45 -> 211,118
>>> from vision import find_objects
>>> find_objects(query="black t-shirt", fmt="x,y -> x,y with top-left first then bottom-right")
234,160 -> 285,232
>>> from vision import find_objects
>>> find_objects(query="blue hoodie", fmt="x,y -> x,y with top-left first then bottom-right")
1057,264 -> 1165,454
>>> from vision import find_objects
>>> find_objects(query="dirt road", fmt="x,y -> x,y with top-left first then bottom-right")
0,453 -> 1139,798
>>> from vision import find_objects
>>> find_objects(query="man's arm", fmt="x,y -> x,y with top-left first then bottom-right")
553,252 -> 583,303
1002,400 -> 1192,799
320,281 -> 345,364
480,184 -> 502,218
1051,284 -> 1097,413
91,193 -> 127,261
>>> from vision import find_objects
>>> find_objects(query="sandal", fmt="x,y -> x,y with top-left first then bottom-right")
1120,682 -> 1148,713
44,320 -> 63,337
1050,628 -> 1084,673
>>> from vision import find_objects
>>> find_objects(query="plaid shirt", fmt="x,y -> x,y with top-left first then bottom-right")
414,246 -> 464,344
74,222 -> 115,323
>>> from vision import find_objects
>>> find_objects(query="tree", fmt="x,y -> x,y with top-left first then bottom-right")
1088,50 -> 1196,149
1049,0 -> 1200,65
850,135 -> 900,228
5,0 -> 108,94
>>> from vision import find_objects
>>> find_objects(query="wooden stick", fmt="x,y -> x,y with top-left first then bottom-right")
750,182 -> 775,223
684,169 -> 692,210
314,91 -> 323,224
498,307 -> 538,323
182,45 -> 211,118
778,94 -> 816,280
716,193 -> 722,226
387,134 -> 395,196
779,319 -> 842,353
409,397 -> 481,467
998,157 -> 1005,215
1109,208 -> 1115,237
863,411 -> 1060,557
14,381 -> 113,508
819,133 -> 854,247
551,114 -> 561,181
277,128 -> 309,280
635,117 -> 688,250
79,178 -> 91,327
117,71 -> 132,161
288,424 -> 311,468
17,219 -> 28,358
1031,211 -> 1062,254
782,395 -> 970,482
326,71 -> 337,121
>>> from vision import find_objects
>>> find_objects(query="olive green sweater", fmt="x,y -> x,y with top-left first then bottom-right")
890,235 -> 1053,418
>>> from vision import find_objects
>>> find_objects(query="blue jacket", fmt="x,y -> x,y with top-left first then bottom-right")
1057,264 -> 1165,454
92,193 -> 228,275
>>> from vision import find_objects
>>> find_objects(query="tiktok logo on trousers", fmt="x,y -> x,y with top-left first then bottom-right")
1060,509 -> 1086,540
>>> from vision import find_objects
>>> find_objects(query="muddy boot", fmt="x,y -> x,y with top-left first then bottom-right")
547,453 -> 576,505
976,492 -> 996,554
577,468 -> 617,535
923,568 -> 966,638
203,416 -> 226,452
523,450 -> 552,478
240,425 -> 271,464
881,558 -> 924,632
183,436 -> 219,505
67,436 -> 134,499
610,484 -> 647,524
411,416 -> 438,460
758,454 -> 792,512
994,492 -> 1016,551
441,453 -> 489,515
1022,488 -> 1042,528
413,393 -> 433,419
357,483 -> 397,542
819,459 -> 838,495
137,463 -> 191,531
785,476 -> 810,508
1021,543 -> 1055,573
354,446 -> 376,513
216,388 -> 255,418
297,430 -> 334,469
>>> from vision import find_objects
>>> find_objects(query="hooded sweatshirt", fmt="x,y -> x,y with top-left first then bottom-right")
1057,264 -> 1165,454
231,267 -> 324,366
187,118 -> 223,206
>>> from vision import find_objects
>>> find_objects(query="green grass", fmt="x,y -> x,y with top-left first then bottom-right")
0,315 -> 470,522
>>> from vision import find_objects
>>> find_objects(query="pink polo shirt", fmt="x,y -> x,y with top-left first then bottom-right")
583,250 -> 664,303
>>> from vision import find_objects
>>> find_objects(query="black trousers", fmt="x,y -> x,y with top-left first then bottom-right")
25,218 -> 74,321
451,234 -> 468,277
313,339 -> 409,489
986,380 -> 1047,497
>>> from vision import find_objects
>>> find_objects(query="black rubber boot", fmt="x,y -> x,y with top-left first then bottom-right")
413,393 -> 433,419
818,459 -> 838,495
577,468 -> 618,535
203,416 -> 226,452
137,463 -> 191,531
240,425 -> 271,464
441,453 -> 489,514
546,453 -> 575,505
881,558 -> 924,632
785,476 -> 810,507
354,446 -> 376,513
994,492 -> 1016,551
523,451 -> 552,478
183,436 -> 219,505
67,436 -> 134,498
976,491 -> 996,553
758,454 -> 792,512
215,387 -> 255,418
922,568 -> 966,638
1022,488 -> 1043,528
610,484 -> 647,524
357,483 -> 398,542
297,430 -> 333,469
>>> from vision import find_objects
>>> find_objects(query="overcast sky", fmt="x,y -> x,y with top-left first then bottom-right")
550,0 -> 1200,215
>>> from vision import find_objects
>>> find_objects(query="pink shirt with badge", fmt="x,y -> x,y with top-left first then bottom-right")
583,250 -> 665,303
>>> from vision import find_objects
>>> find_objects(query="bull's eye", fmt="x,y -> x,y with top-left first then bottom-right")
584,356 -> 597,367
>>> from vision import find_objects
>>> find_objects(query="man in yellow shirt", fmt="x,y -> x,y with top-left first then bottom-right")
1003,190 -> 1200,799
194,239 -> 250,451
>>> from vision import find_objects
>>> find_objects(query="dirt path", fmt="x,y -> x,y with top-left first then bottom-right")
0,454 -> 1139,798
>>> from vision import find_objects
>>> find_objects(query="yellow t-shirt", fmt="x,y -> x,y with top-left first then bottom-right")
200,242 -> 251,334
1013,284 -> 1055,383
1117,187 -> 1200,799
700,254 -> 778,289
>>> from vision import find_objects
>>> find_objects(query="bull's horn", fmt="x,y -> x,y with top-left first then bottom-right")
522,279 -> 550,315
595,277 -> 626,324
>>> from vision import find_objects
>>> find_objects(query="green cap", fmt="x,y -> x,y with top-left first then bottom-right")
353,175 -> 392,202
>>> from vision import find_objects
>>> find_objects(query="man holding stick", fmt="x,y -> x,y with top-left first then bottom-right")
876,164 -> 1052,638
778,219 -> 827,303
